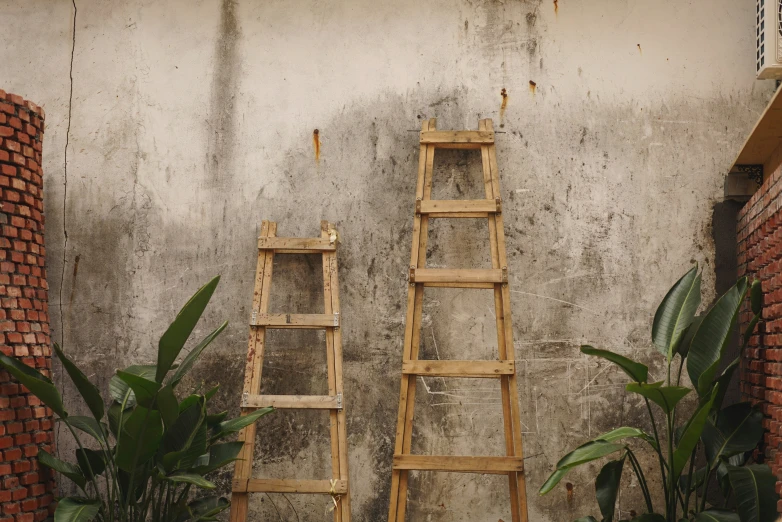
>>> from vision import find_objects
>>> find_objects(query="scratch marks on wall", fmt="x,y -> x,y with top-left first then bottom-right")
206,0 -> 241,186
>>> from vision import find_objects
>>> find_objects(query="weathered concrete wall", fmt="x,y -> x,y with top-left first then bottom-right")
1,0 -> 776,520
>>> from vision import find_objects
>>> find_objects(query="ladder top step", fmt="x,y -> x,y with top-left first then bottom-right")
409,268 -> 507,285
232,478 -> 348,494
420,130 -> 494,148
251,313 -> 339,328
392,455 -> 524,474
242,394 -> 343,410
257,237 -> 336,252
402,360 -> 514,378
416,199 -> 501,216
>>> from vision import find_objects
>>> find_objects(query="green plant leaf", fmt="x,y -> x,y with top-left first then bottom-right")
694,511 -> 740,522
109,364 -> 156,407
54,497 -> 101,522
702,402 -> 764,467
750,279 -> 762,315
711,358 -> 740,413
0,353 -> 67,418
115,406 -> 163,472
163,424 -> 208,472
192,441 -> 244,475
687,278 -> 748,396
178,496 -> 230,522
157,384 -> 179,429
728,464 -> 778,522
116,370 -> 161,408
66,416 -> 108,442
164,472 -> 216,489
204,384 -> 219,401
53,343 -> 104,421
626,381 -> 690,414
76,448 -> 106,480
38,448 -> 86,489
554,440 -> 625,472
652,266 -> 701,361
206,411 -> 228,427
539,467 -> 570,495
596,456 -> 625,522
163,398 -> 205,454
211,407 -> 273,441
581,346 -> 648,383
673,387 -> 716,477
107,403 -> 130,437
167,321 -> 227,389
593,426 -> 657,450
677,315 -> 704,358
156,276 -> 220,383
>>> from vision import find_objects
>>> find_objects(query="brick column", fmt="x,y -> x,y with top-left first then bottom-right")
0,90 -> 54,522
737,167 -> 782,512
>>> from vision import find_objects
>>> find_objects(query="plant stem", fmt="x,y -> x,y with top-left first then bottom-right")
667,411 -> 676,520
63,419 -> 108,519
626,448 -> 654,513
698,463 -> 713,513
682,444 -> 697,516
644,398 -> 670,510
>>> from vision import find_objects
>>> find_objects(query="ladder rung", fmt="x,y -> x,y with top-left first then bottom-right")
402,360 -> 514,378
251,313 -> 339,328
257,237 -> 336,253
392,455 -> 524,474
419,130 -> 494,149
416,199 -> 501,217
232,478 -> 348,494
409,268 -> 507,285
242,394 -> 342,409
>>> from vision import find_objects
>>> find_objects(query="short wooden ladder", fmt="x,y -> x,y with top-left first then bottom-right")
229,220 -> 351,522
387,119 -> 529,522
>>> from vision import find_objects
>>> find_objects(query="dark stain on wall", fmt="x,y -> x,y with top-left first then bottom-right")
206,0 -> 241,186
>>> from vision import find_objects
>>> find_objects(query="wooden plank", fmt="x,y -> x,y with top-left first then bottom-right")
392,455 -> 524,474
389,118 -> 435,522
402,360 -> 515,378
243,394 -> 341,409
323,220 -> 352,522
251,313 -> 339,328
233,479 -> 348,495
420,282 -> 495,289
230,221 -> 276,522
410,268 -> 506,284
257,236 -> 336,252
417,199 -> 499,215
420,130 -> 494,147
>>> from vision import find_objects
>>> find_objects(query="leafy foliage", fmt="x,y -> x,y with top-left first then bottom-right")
539,268 -> 778,522
0,277 -> 273,522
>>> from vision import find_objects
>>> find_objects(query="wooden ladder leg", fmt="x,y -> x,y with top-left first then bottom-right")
230,221 -> 277,522
327,222 -> 352,521
322,221 -> 351,522
483,119 -> 529,522
388,119 -> 436,522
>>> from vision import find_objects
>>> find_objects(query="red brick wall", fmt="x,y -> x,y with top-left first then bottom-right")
737,167 -> 782,508
0,90 -> 54,522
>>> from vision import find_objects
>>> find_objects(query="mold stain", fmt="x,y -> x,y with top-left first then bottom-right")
313,129 -> 321,163
500,88 -> 508,128
554,0 -> 558,14
529,80 -> 537,95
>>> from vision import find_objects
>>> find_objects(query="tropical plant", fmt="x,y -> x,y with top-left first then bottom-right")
0,276 -> 271,522
539,266 -> 780,522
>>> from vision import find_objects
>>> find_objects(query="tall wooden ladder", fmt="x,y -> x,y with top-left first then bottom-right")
387,119 -> 529,522
230,220 -> 351,522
